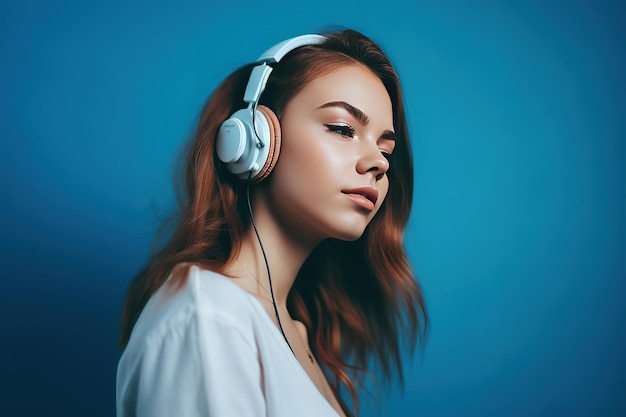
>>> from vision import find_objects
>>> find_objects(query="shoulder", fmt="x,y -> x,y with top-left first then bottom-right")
117,267 -> 269,416
122,265 -> 259,363
185,265 -> 254,317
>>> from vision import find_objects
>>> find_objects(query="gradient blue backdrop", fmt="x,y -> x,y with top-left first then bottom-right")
1,0 -> 624,416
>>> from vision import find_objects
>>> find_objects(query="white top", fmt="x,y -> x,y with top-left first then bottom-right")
116,266 -> 341,417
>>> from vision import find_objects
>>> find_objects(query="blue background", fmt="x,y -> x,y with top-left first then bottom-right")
1,0 -> 624,416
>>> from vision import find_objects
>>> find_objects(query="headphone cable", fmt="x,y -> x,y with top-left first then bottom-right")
245,173 -> 294,355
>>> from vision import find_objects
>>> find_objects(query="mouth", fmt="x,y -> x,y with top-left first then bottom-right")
342,186 -> 379,211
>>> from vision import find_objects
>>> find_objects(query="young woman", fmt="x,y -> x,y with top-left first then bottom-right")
116,29 -> 427,417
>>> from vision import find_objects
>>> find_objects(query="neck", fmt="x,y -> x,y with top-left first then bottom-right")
226,187 -> 322,311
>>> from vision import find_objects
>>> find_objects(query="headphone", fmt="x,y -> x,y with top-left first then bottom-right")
216,34 -> 327,182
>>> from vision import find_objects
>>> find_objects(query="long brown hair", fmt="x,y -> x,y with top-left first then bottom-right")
120,29 -> 428,416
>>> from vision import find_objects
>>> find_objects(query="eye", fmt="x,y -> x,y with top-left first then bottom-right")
324,124 -> 356,138
378,149 -> 393,164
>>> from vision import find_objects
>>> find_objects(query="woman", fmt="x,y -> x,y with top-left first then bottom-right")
117,29 -> 427,417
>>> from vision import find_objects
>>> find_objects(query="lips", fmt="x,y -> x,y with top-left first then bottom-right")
342,186 -> 379,210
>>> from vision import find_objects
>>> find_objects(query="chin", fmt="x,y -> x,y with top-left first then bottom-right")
334,231 -> 364,242
329,217 -> 371,242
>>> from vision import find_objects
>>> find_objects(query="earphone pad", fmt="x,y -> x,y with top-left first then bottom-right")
253,105 -> 281,182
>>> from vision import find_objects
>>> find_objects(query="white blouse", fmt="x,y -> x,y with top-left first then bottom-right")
116,265 -> 340,417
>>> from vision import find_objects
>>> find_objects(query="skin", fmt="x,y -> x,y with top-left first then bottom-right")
225,63 -> 395,416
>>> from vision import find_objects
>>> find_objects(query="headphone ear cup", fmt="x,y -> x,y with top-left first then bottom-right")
252,105 -> 281,182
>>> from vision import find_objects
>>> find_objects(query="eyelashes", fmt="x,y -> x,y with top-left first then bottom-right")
324,123 -> 357,137
324,123 -> 393,163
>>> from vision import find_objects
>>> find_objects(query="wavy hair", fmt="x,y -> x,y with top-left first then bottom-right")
120,29 -> 428,416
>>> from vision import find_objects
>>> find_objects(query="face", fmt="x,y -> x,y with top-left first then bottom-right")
261,63 -> 396,245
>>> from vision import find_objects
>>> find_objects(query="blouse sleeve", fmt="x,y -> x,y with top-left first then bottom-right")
117,308 -> 267,417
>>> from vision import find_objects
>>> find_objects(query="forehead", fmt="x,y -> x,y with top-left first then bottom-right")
287,63 -> 394,125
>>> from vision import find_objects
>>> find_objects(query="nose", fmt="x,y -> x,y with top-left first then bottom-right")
356,142 -> 390,181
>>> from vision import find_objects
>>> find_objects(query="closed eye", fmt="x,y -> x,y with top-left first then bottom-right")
324,124 -> 356,138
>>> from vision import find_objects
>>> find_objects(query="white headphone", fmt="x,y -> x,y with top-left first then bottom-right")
216,34 -> 327,182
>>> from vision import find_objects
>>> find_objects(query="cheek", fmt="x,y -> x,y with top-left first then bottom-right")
275,123 -> 347,184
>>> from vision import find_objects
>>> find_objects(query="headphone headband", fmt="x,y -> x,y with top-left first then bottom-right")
243,34 -> 327,105
256,34 -> 327,63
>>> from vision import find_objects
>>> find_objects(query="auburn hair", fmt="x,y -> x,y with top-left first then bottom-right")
120,29 -> 428,416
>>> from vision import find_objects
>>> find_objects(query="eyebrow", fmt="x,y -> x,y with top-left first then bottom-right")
316,101 -> 397,141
